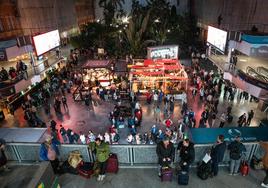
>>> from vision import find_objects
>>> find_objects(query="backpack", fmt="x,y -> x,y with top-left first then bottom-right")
230,143 -> 241,160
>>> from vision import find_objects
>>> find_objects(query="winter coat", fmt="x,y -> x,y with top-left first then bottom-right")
211,141 -> 227,163
228,140 -> 246,160
177,141 -> 195,165
156,141 -> 175,166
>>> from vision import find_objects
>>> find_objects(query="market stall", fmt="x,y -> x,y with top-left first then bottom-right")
82,60 -> 113,87
129,58 -> 188,99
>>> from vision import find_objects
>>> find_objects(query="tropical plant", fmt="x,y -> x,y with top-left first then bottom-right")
99,0 -> 125,25
124,10 -> 155,57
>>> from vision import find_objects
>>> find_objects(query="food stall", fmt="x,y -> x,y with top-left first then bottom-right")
129,58 -> 188,99
82,60 -> 114,87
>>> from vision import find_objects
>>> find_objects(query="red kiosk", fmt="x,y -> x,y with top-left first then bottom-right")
129,58 -> 188,97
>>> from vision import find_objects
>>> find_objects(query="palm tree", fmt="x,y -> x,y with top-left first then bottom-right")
99,0 -> 125,25
124,10 -> 155,57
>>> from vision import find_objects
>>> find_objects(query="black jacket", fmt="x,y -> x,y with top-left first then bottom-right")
228,140 -> 246,160
177,141 -> 195,164
211,142 -> 227,163
156,141 -> 175,166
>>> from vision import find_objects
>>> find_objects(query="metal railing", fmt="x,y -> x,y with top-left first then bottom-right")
5,142 -> 262,167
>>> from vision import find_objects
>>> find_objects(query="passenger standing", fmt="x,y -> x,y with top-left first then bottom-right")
0,138 -> 10,171
156,137 -> 175,177
59,125 -> 68,143
39,136 -> 60,174
177,138 -> 195,172
260,142 -> 268,188
228,136 -> 246,175
89,138 -> 110,181
210,135 -> 227,176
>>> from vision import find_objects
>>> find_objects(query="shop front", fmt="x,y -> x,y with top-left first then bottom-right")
129,58 -> 188,99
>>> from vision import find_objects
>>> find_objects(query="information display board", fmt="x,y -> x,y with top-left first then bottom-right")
33,30 -> 60,56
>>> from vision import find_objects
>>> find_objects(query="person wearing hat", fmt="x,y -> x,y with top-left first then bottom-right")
156,136 -> 175,177
39,136 -> 60,174
228,136 -> 246,175
177,138 -> 195,172
0,138 -> 10,171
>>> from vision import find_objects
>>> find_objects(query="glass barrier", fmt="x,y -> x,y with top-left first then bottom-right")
5,142 -> 261,167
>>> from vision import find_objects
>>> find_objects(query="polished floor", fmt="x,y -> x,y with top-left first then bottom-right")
0,64 -> 266,144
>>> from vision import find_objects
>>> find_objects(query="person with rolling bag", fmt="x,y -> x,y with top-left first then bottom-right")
177,138 -> 195,185
89,138 -> 110,181
156,136 -> 175,182
228,136 -> 247,176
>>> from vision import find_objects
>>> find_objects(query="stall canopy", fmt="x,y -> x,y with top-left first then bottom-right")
129,59 -> 186,79
82,60 -> 111,69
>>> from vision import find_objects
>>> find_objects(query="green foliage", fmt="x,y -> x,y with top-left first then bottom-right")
99,0 -> 126,25
72,0 -> 198,58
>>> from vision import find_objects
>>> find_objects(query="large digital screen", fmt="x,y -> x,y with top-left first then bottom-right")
33,30 -> 60,56
148,45 -> 178,59
207,26 -> 227,52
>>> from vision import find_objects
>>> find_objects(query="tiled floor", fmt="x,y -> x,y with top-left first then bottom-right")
58,167 -> 265,188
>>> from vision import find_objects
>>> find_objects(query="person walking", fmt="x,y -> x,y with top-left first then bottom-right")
154,105 -> 161,123
0,138 -> 10,171
219,112 -> 227,128
247,110 -> 254,125
156,137 -> 175,177
260,142 -> 268,188
62,95 -> 68,111
238,113 -> 247,127
89,138 -> 110,181
210,135 -> 227,176
228,136 -> 246,175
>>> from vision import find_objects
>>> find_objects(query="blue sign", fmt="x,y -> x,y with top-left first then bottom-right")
189,127 -> 268,144
242,34 -> 268,44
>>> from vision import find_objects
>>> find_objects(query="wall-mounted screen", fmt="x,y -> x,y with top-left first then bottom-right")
207,26 -> 227,52
33,30 -> 60,56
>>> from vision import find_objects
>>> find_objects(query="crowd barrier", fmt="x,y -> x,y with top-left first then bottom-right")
5,142 -> 263,167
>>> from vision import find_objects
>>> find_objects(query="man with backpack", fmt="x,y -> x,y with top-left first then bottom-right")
228,136 -> 246,175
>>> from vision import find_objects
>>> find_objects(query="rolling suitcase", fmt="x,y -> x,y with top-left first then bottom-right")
161,167 -> 173,182
197,161 -> 212,180
240,161 -> 249,176
106,153 -> 119,173
178,171 -> 189,185
77,162 -> 94,178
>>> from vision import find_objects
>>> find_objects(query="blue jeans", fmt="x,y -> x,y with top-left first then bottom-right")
230,159 -> 241,174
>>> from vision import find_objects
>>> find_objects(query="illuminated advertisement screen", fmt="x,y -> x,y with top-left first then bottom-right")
207,26 -> 227,52
33,30 -> 60,56
148,45 -> 178,59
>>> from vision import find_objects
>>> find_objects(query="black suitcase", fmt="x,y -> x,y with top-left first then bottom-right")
197,161 -> 212,180
178,171 -> 189,185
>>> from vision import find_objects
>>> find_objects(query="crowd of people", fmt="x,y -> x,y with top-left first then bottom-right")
0,60 -> 28,82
